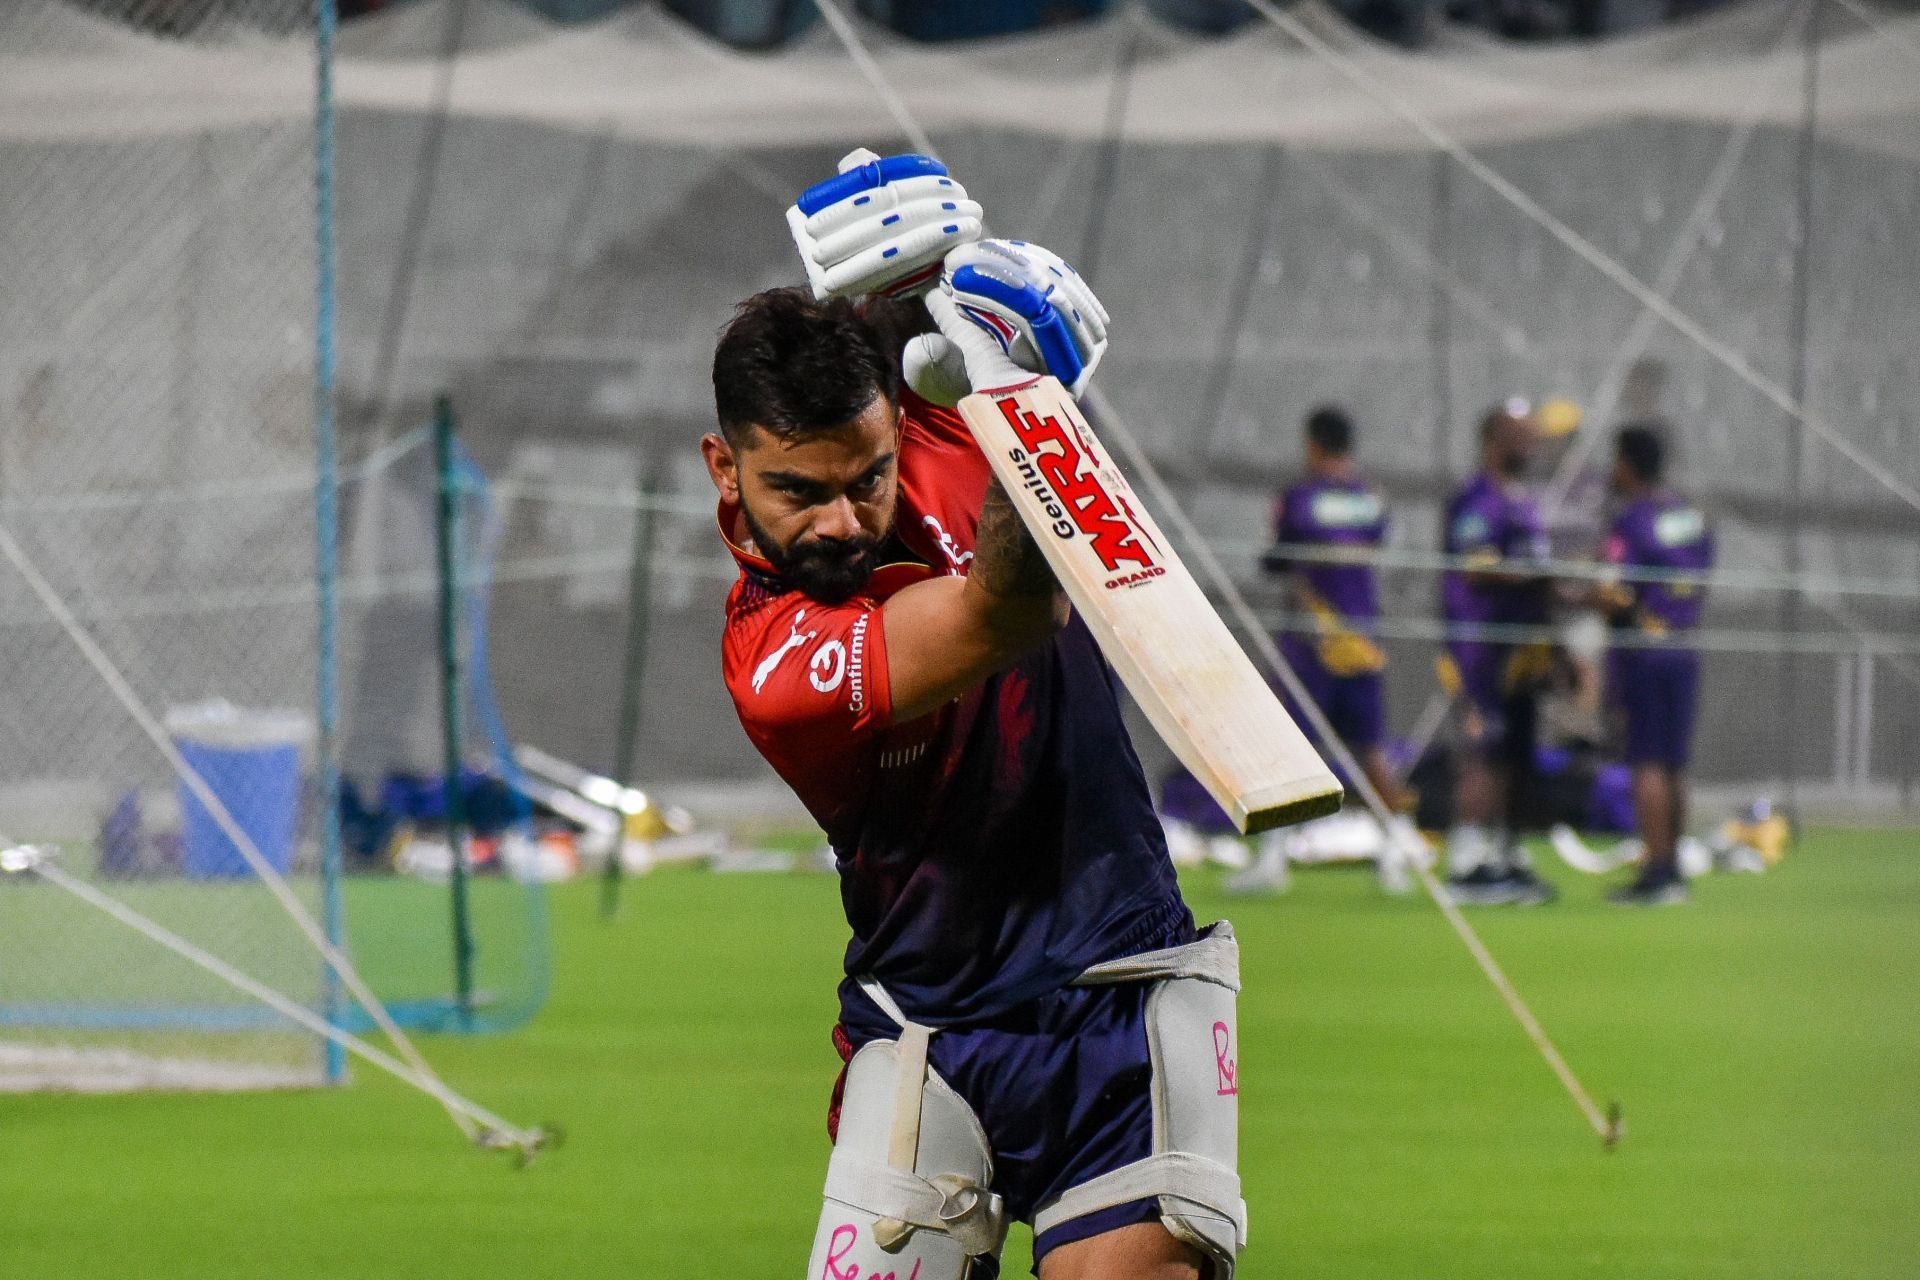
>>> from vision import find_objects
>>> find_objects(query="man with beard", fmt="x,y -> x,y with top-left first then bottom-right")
1440,402 -> 1558,905
702,154 -> 1244,1280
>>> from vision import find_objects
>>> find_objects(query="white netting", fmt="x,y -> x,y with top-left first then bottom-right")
266,0 -> 1920,801
9,0 -> 1910,819
0,0 -> 328,1090
5,0 -> 1911,157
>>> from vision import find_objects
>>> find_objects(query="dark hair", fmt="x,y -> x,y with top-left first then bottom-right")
1480,399 -> 1529,441
859,292 -> 939,365
712,288 -> 898,444
1305,405 -> 1354,455
1615,421 -> 1666,484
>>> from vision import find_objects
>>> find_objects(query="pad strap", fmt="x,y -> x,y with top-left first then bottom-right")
1031,1151 -> 1246,1245
855,976 -> 937,1181
856,975 -> 911,1028
826,1151 -> 1009,1257
889,1022 -> 933,1170
1071,921 -> 1240,992
855,977 -> 973,1253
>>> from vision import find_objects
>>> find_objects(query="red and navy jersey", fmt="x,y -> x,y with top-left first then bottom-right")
719,391 -> 1187,1025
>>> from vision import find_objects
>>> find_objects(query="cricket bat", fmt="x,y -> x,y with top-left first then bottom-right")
958,376 -> 1345,834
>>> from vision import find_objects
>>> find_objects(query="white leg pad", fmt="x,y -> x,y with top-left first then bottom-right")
1036,923 -> 1247,1277
805,1038 -> 1006,1280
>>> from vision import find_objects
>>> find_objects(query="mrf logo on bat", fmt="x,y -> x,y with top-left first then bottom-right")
997,396 -> 1167,591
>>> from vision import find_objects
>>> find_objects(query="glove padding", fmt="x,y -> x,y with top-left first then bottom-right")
786,148 -> 985,300
904,239 -> 1111,406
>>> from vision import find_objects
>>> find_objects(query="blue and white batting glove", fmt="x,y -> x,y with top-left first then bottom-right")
904,239 -> 1111,405
786,148 -> 985,300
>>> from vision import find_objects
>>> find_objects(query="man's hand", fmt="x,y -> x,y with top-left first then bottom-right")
786,148 -> 984,300
905,240 -> 1110,405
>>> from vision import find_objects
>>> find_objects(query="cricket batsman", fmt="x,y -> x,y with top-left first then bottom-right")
702,151 -> 1246,1279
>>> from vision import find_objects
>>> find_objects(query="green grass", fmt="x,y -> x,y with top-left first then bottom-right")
2,828 -> 1916,1277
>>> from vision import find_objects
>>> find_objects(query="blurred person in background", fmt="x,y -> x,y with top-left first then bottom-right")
1230,405 -> 1420,894
1596,422 -> 1714,906
1439,401 -> 1557,905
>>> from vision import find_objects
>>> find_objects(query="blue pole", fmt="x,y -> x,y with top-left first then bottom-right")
434,396 -> 478,1025
314,0 -> 347,1085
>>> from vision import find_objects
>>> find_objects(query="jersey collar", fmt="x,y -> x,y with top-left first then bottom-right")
717,498 -> 776,577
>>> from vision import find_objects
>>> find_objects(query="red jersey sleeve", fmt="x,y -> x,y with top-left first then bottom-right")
896,391 -> 992,574
723,591 -> 893,763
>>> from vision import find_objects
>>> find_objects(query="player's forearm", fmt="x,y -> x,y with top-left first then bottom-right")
966,475 -> 1069,637
879,484 -> 1066,723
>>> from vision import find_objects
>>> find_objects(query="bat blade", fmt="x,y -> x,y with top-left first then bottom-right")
958,376 -> 1343,834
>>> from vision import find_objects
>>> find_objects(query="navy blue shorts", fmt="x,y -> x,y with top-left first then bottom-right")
1611,647 -> 1700,767
833,906 -> 1198,1273
1280,635 -> 1385,752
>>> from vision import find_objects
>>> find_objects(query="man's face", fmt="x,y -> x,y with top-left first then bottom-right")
702,394 -> 901,604
1486,413 -> 1537,479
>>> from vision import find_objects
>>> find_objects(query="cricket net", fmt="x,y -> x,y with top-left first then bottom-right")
0,0 -> 331,1091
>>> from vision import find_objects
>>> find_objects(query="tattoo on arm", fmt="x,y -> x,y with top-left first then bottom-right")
972,477 -> 1059,599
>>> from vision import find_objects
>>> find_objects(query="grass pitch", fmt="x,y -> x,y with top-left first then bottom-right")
2,827 -> 1916,1277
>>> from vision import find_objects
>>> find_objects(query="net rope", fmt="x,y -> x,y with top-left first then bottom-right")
1535,1 -> 1806,514
0,454 -> 537,1153
809,0 -> 1622,1145
2,840 -> 541,1153
1241,0 -> 1920,517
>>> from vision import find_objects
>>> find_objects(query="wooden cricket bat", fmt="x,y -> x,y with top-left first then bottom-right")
958,376 -> 1344,834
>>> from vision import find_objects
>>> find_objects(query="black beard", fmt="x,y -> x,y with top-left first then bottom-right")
742,506 -> 881,605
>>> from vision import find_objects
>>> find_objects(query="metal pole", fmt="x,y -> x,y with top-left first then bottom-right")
602,461 -> 661,920
1779,0 -> 1822,804
313,0 -> 346,1086
1850,644 -> 1866,794
1430,150 -> 1455,471
346,0 -> 473,588
1832,652 -> 1853,787
1077,24 -> 1141,285
433,394 -> 476,1022
1197,147 -> 1285,468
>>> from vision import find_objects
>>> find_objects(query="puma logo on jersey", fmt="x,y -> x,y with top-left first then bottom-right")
752,610 -> 817,694
923,514 -> 973,572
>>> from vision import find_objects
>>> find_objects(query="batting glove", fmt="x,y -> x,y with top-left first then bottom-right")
904,239 -> 1111,405
786,148 -> 985,300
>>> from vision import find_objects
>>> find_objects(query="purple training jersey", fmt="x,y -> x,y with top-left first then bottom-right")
1273,475 -> 1386,624
1604,492 -> 1714,634
1441,472 -> 1551,628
